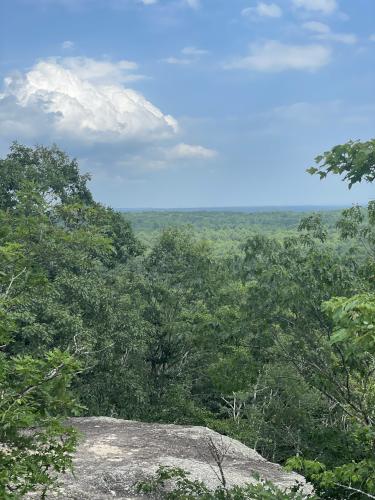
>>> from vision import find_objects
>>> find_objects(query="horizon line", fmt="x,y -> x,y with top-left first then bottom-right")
116,203 -> 351,211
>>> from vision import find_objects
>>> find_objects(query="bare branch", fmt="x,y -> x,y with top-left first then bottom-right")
4,268 -> 27,296
195,435 -> 231,489
335,483 -> 375,499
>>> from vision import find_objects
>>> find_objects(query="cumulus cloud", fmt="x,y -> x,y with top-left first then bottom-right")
56,56 -> 140,83
242,2 -> 282,19
225,40 -> 331,72
1,57 -> 178,143
0,56 -> 217,176
303,21 -> 357,44
292,0 -> 337,14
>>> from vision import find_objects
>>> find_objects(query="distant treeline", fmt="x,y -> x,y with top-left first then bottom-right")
122,209 -> 345,255
122,209 -> 343,232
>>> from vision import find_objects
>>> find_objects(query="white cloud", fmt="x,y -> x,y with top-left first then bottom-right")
0,56 -> 216,176
58,56 -> 140,83
25,0 -> 89,5
292,0 -> 337,14
140,0 -> 158,4
122,143 -> 217,171
303,21 -> 357,44
242,2 -> 282,19
181,46 -> 209,56
225,40 -> 331,72
166,143 -> 217,160
108,142 -> 217,173
321,32 -> 356,44
302,21 -> 330,33
1,57 -> 178,142
370,34 -> 375,42
162,57 -> 192,65
163,46 -> 208,65
61,40 -> 74,49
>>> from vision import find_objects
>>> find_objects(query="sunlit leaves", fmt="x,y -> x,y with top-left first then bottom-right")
307,139 -> 375,188
324,293 -> 375,355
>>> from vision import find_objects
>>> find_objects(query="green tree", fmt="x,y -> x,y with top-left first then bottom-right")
285,139 -> 375,499
0,243 -> 80,498
0,143 -> 144,495
0,142 -> 93,209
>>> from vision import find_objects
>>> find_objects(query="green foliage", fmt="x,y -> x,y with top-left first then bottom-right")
286,456 -> 375,499
0,244 -> 80,497
325,293 -> 375,356
123,208 -> 343,256
307,138 -> 375,188
2,139 -> 375,498
136,466 -> 312,499
0,143 -> 144,496
0,142 -> 93,209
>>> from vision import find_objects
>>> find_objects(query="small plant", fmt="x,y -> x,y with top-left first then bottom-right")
136,465 -> 314,499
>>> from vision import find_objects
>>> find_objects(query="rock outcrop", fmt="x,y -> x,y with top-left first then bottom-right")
37,417 -> 312,498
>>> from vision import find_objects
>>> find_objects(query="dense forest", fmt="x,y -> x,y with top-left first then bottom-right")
1,139 -> 375,498
122,209 -> 344,256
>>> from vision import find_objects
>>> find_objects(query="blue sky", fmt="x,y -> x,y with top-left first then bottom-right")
0,0 -> 374,208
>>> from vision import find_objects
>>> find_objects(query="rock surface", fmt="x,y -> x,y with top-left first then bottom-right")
38,417 -> 312,498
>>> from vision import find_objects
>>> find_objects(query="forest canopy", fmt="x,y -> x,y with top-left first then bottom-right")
0,140 -> 374,499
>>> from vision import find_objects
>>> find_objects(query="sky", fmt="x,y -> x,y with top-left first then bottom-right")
0,0 -> 374,208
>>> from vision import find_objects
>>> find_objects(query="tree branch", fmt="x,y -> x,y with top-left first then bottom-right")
335,483 -> 375,499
